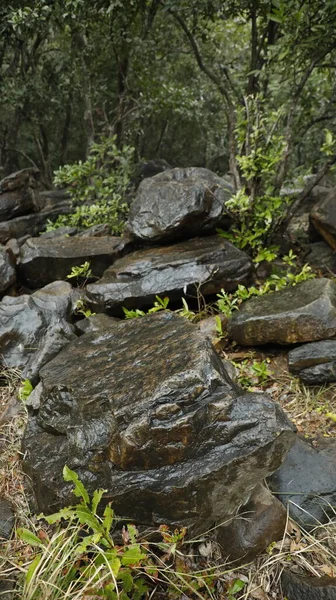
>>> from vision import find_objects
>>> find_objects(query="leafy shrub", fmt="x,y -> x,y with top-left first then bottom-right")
47,136 -> 135,234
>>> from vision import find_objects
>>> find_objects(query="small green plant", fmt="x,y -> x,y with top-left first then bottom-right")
67,261 -> 93,281
74,298 -> 96,318
18,379 -> 33,401
215,315 -> 225,338
177,297 -> 196,320
216,290 -> 239,318
233,359 -> 272,389
123,296 -> 170,319
227,578 -> 246,599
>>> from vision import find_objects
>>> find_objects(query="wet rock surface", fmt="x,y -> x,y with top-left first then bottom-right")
288,340 -> 336,384
127,167 -> 233,243
311,191 -> 336,249
86,236 -> 253,314
305,242 -> 336,274
0,499 -> 14,539
0,247 -> 16,295
216,483 -> 287,563
0,205 -> 73,244
0,280 -> 77,383
268,437 -> 336,528
0,168 -> 40,222
281,571 -> 336,600
19,235 -> 133,288
22,312 -> 295,533
228,278 -> 336,346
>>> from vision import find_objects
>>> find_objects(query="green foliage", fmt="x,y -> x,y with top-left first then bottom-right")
49,137 -> 134,233
216,253 -> 315,317
233,359 -> 273,389
74,298 -> 96,318
18,379 -> 33,401
66,261 -> 93,281
176,297 -> 196,321
123,295 -> 170,319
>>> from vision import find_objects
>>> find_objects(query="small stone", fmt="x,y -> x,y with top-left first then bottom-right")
0,499 -> 14,539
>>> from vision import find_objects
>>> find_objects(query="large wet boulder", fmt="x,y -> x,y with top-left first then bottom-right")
288,340 -> 336,384
86,236 -> 253,315
305,242 -> 336,274
268,437 -> 336,528
0,281 -> 77,383
310,191 -> 336,249
228,278 -> 336,346
19,235 -> 133,288
127,167 -> 234,243
0,168 -> 40,222
22,312 -> 295,536
0,247 -> 16,295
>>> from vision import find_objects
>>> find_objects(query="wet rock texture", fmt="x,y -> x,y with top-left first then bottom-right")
0,168 -> 40,222
0,247 -> 16,295
19,235 -> 133,288
228,278 -> 336,346
288,340 -> 336,384
22,312 -> 295,534
216,483 -> 287,563
0,281 -> 76,383
0,206 -> 73,245
281,571 -> 336,600
311,191 -> 336,249
86,236 -> 253,314
127,167 -> 233,243
268,437 -> 336,528
0,499 -> 14,539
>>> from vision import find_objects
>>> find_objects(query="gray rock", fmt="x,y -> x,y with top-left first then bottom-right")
0,204 -> 73,244
78,224 -> 111,237
86,236 -> 253,315
0,280 -> 77,383
268,437 -> 336,528
39,226 -> 78,239
0,499 -> 14,539
0,247 -> 16,295
216,484 -> 287,563
127,167 -> 234,243
288,340 -> 336,384
22,312 -> 295,534
19,235 -> 133,288
281,571 -> 336,600
306,242 -> 336,274
228,278 -> 336,346
0,168 -> 40,222
75,313 -> 120,335
311,191 -> 336,249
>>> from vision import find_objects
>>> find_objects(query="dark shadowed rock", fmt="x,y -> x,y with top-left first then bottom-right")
228,278 -> 336,346
0,499 -> 14,539
19,235 -> 133,288
0,247 -> 16,295
311,191 -> 336,249
0,205 -> 73,244
0,168 -> 40,222
281,571 -> 336,600
305,242 -> 336,274
0,281 -> 77,383
268,437 -> 336,528
288,340 -> 336,384
22,312 -> 295,534
75,313 -> 120,335
216,484 -> 287,563
127,167 -> 234,243
86,236 -> 253,315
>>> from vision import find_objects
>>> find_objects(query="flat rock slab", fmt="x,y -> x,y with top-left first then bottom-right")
288,340 -> 336,384
311,191 -> 336,249
19,235 -> 133,288
281,571 -> 336,600
86,236 -> 253,314
268,437 -> 336,528
127,166 -> 233,243
0,281 -> 77,383
0,247 -> 16,295
22,312 -> 295,534
228,278 -> 336,346
0,205 -> 72,244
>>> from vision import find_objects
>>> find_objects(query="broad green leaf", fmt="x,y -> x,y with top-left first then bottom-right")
229,578 -> 246,594
91,488 -> 107,515
120,570 -> 133,592
25,555 -> 41,585
17,528 -> 46,548
103,503 -> 115,535
63,465 -> 90,505
121,544 -> 146,566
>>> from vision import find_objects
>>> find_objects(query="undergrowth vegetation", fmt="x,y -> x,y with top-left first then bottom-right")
45,137 -> 135,234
